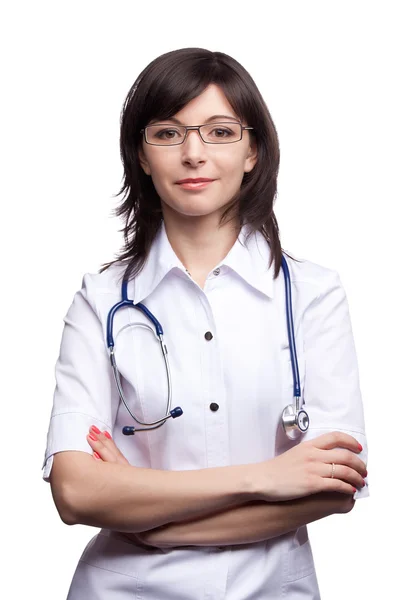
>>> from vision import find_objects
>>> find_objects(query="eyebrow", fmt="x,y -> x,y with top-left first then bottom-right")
151,114 -> 240,125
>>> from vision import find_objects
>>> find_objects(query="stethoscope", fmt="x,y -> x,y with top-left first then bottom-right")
106,255 -> 310,441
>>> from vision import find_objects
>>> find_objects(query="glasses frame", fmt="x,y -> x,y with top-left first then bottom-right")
140,122 -> 254,146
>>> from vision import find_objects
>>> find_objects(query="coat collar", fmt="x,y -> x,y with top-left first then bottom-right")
132,220 -> 275,303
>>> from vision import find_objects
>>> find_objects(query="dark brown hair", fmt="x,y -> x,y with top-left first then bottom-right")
100,47 -> 297,282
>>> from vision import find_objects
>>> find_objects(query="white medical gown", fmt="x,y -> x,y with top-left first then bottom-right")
42,221 -> 369,599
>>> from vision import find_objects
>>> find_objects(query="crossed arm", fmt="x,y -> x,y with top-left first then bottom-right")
129,491 -> 354,548
75,428 -> 356,548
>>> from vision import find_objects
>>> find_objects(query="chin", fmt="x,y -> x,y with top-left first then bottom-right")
163,198 -> 229,219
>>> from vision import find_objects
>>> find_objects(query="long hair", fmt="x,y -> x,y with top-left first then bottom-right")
100,47 -> 298,282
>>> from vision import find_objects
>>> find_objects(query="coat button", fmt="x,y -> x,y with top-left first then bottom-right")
204,331 -> 213,341
213,268 -> 220,276
210,402 -> 219,411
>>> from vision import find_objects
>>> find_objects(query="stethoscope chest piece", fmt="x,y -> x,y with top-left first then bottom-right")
281,404 -> 310,440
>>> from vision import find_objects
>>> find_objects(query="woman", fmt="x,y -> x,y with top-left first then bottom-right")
42,47 -> 369,599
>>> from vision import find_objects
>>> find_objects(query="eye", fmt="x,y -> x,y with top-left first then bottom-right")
210,127 -> 234,138
155,128 -> 183,139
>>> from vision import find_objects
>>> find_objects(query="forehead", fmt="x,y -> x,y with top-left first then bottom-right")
150,84 -> 239,125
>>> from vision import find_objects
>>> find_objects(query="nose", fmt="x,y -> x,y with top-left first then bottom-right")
180,128 -> 207,166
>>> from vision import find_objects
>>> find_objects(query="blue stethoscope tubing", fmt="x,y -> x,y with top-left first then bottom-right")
106,254 -> 310,440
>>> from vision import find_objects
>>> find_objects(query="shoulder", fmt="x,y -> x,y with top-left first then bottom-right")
280,250 -> 345,318
278,251 -> 350,335
65,262 -> 131,327
283,249 -> 342,298
79,261 -> 128,295
252,230 -> 342,300
74,262 -> 129,315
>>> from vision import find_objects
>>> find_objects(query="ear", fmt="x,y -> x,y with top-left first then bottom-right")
138,145 -> 151,176
244,138 -> 258,174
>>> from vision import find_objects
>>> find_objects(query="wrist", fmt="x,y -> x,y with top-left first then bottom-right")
247,460 -> 275,501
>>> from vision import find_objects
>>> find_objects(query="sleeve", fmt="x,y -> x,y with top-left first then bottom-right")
41,273 -> 117,482
300,269 -> 369,500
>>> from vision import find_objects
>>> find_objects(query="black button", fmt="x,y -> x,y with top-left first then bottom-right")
204,331 -> 213,341
210,402 -> 219,412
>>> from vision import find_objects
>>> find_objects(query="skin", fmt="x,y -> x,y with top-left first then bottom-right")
81,88 -> 366,547
138,83 -> 258,288
87,427 -> 158,548
85,427 -> 366,549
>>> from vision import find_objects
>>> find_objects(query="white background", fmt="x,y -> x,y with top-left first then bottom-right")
2,1 -> 398,597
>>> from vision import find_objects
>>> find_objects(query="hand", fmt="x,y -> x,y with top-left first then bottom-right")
86,425 -> 130,466
86,425 -> 163,548
136,524 -> 178,549
255,431 -> 367,502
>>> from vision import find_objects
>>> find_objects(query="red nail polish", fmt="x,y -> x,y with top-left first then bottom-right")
358,443 -> 363,451
91,425 -> 101,434
93,451 -> 101,459
104,431 -> 112,439
88,433 -> 97,441
352,487 -> 357,493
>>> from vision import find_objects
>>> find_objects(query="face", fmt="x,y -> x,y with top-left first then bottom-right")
138,84 -> 257,224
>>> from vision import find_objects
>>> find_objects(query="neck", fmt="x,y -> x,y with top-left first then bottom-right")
162,210 -> 241,277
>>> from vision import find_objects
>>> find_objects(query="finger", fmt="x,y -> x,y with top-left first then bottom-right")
89,425 -> 116,447
311,431 -> 362,454
321,448 -> 367,476
321,476 -> 358,495
89,425 -> 112,443
86,432 -> 120,463
89,425 -> 113,442
317,462 -> 365,489
90,425 -> 102,435
100,430 -> 130,465
87,425 -> 112,459
88,427 -> 130,466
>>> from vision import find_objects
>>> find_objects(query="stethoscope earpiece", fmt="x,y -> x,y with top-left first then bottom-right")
122,406 -> 183,436
122,426 -> 135,436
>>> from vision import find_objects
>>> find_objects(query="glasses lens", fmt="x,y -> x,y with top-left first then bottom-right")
200,122 -> 242,143
146,125 -> 186,145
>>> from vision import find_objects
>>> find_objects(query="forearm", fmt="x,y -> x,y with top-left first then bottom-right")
53,452 -> 257,533
140,492 -> 352,547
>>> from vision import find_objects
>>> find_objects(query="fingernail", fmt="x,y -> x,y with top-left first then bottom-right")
88,433 -> 97,441
352,487 -> 357,493
93,451 -> 101,460
91,425 -> 101,434
104,431 -> 112,439
364,470 -> 368,477
358,443 -> 363,451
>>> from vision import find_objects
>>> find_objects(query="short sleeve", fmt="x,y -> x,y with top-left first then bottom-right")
42,273 -> 116,482
300,270 -> 369,499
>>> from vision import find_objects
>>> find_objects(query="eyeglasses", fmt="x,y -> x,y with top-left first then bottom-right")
140,122 -> 254,146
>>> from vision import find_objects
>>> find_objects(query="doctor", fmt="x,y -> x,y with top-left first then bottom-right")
43,47 -> 369,599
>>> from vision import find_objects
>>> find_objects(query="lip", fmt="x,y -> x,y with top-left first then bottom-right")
176,178 -> 215,184
177,180 -> 214,190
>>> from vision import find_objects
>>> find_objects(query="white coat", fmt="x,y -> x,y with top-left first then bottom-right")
42,221 -> 369,599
